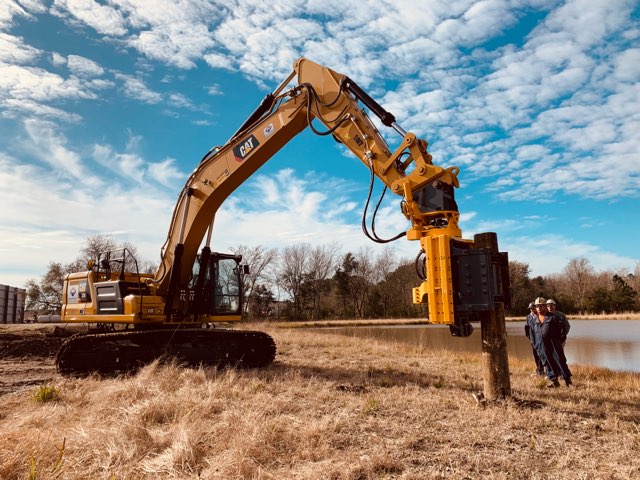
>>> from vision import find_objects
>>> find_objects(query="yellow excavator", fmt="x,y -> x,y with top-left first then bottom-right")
57,58 -> 510,375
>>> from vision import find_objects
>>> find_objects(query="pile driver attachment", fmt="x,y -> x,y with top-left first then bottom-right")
412,235 -> 510,337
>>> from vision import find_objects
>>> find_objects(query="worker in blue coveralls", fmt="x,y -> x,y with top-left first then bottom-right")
524,302 -> 545,376
530,297 -> 572,388
547,298 -> 570,347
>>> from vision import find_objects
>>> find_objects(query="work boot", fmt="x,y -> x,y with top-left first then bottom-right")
564,377 -> 572,387
547,378 -> 560,388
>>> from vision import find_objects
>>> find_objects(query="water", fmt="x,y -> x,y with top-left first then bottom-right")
316,320 -> 640,373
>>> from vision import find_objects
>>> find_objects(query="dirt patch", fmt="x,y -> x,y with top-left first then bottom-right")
0,332 -> 64,358
0,325 -> 78,396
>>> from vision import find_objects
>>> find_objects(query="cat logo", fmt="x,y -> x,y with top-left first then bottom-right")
233,135 -> 260,162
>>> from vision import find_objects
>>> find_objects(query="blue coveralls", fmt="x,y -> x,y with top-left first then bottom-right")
525,313 -> 545,375
555,310 -> 571,338
529,312 -> 572,382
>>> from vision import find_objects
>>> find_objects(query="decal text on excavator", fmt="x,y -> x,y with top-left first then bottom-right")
233,135 -> 260,162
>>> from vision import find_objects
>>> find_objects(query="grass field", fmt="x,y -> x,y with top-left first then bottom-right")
0,323 -> 638,479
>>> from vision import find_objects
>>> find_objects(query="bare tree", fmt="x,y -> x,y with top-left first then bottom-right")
122,240 -> 157,274
231,245 -> 278,317
67,235 -> 153,274
509,261 -> 532,315
25,262 -> 66,314
382,260 -> 425,318
306,242 -> 341,319
82,234 -> 119,261
372,246 -> 398,318
562,257 -> 595,312
352,247 -> 375,318
278,243 -> 311,319
628,262 -> 640,297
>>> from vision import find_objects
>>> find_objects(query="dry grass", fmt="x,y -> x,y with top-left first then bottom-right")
1,324 -> 639,479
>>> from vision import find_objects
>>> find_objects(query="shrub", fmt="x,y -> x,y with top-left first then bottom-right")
33,385 -> 59,403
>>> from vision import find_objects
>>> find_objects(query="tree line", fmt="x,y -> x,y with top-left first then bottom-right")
509,257 -> 640,316
25,235 -> 640,320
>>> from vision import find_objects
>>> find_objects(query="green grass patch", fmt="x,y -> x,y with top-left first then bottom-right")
33,385 -> 60,403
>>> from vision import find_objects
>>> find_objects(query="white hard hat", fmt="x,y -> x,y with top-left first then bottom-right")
546,299 -> 556,305
534,297 -> 546,306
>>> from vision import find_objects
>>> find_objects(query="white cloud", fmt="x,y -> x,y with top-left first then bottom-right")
51,0 -> 127,36
67,54 -> 105,77
435,0 -> 517,47
206,83 -> 223,95
147,158 -> 184,187
50,51 -> 66,66
129,22 -> 215,69
613,48 -> 640,82
115,73 -> 162,103
214,15 -> 325,81
537,0 -> 634,49
112,0 -> 224,30
86,78 -> 115,90
212,168 -> 417,258
0,153 -> 175,287
0,0 -> 46,30
373,0 -> 639,203
23,118 -> 102,185
1,98 -> 81,122
92,143 -> 145,183
0,63 -> 97,119
503,232 -> 639,277
52,0 -> 225,69
92,143 -> 185,188
203,53 -> 233,71
168,92 -> 195,109
0,32 -> 41,63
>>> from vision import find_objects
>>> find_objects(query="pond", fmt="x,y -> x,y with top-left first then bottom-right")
315,320 -> 640,373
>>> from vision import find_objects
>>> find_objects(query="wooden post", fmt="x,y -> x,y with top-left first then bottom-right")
474,232 -> 511,400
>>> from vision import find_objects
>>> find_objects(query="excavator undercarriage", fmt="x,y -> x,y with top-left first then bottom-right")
57,248 -> 276,375
56,328 -> 276,375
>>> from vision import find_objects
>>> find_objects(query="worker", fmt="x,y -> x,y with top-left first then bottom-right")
547,298 -> 570,345
524,302 -> 544,376
531,297 -> 572,387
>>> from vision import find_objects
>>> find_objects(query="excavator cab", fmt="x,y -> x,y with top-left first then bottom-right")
189,252 -> 244,318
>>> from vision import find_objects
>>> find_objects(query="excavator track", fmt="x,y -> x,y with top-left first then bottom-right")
55,328 -> 276,376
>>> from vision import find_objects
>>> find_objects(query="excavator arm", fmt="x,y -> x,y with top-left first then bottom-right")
154,58 -> 486,330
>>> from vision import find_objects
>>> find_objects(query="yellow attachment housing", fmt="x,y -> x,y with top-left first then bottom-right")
413,234 -> 455,325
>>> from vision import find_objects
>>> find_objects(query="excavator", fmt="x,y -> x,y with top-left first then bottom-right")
56,58 -> 510,375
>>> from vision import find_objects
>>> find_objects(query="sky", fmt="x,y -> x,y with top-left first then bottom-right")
1,0 -> 639,289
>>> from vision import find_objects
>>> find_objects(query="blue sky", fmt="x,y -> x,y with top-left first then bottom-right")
1,0 -> 639,288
